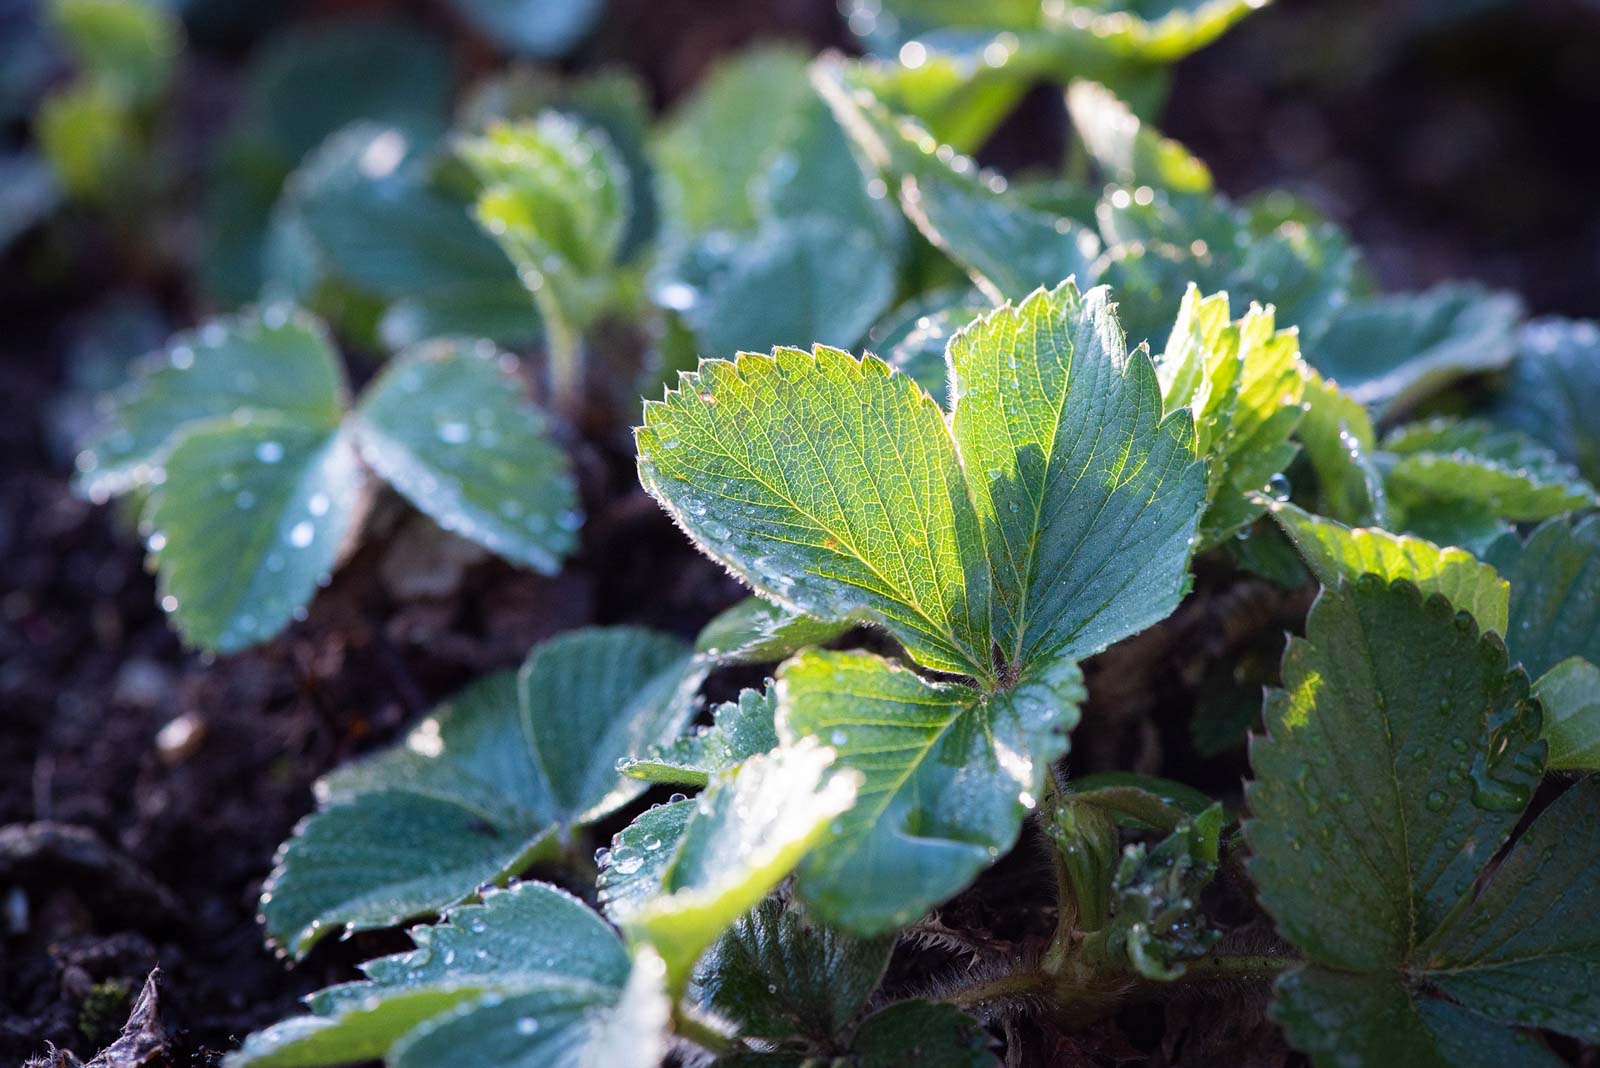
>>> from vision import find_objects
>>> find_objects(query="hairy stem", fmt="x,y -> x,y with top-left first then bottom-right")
942,969 -> 1048,1009
1176,953 -> 1294,981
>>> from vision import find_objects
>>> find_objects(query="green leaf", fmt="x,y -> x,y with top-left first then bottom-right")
1382,420 -> 1597,528
870,288 -> 989,402
948,283 -> 1207,666
1098,188 -> 1361,352
1308,283 -> 1523,416
1296,368 -> 1385,526
463,112 -> 629,332
596,800 -> 694,924
694,894 -> 894,1045
1531,658 -> 1600,771
620,686 -> 780,787
1491,318 -> 1600,485
1484,516 -> 1600,682
614,740 -> 861,992
230,881 -> 667,1068
656,46 -> 813,234
76,308 -> 347,500
666,217 -> 898,356
48,0 -> 180,104
1263,499 -> 1508,636
444,0 -> 601,57
1065,79 -> 1212,195
1247,577 -> 1542,972
1102,804 -> 1223,979
37,80 -> 138,202
1243,578 -> 1600,1066
148,416 -> 365,651
269,124 -> 539,349
777,649 -> 1084,934
1156,287 -> 1307,546
1424,776 -> 1600,1044
352,339 -> 579,573
637,345 -> 994,680
261,627 -> 706,958
815,67 -> 1100,304
694,597 -> 854,666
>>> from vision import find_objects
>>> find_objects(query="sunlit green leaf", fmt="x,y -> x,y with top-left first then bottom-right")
1296,368 -> 1385,526
1531,658 -> 1600,772
777,650 -> 1084,934
694,597 -> 854,666
869,287 -> 988,402
620,686 -> 780,787
1065,79 -> 1211,195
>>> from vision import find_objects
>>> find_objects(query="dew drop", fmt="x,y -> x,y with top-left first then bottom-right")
256,440 -> 284,464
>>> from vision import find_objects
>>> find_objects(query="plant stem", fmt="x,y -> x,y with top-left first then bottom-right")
943,969 -> 1047,1009
535,291 -> 583,416
1177,954 -> 1293,981
673,1003 -> 735,1056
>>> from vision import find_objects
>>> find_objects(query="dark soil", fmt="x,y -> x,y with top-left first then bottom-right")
4,0 -> 1600,1065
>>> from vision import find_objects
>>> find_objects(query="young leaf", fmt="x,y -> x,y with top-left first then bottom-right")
1156,287 -> 1307,546
948,283 -> 1207,667
230,882 -> 665,1068
637,345 -> 995,680
148,415 -> 365,651
776,650 -> 1084,934
1244,577 -> 1600,1065
1309,283 -> 1523,415
609,740 -> 860,992
261,627 -> 706,958
1491,317 -> 1600,485
694,894 -> 894,1046
76,309 -> 347,500
1065,79 -> 1212,195
1263,499 -> 1508,636
620,686 -> 780,787
694,597 -> 854,666
1102,803 -> 1223,980
352,339 -> 580,573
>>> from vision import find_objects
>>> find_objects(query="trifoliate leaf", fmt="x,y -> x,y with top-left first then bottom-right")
695,894 -> 894,1045
1244,578 -> 1600,1066
1263,499 -> 1508,636
148,416 -> 365,652
776,650 -> 1084,934
76,309 -> 347,500
352,339 -> 579,573
261,628 -> 706,958
667,217 -> 897,356
620,686 -> 780,787
1491,317 -> 1600,484
948,283 -> 1206,667
230,881 -> 666,1068
1156,287 -> 1307,546
1530,658 -> 1600,771
694,597 -> 854,666
1296,368 -> 1385,526
268,124 -> 539,349
637,346 -> 995,680
1484,517 -> 1600,682
1102,803 -> 1223,980
1308,283 -> 1523,415
1065,80 -> 1212,195
816,67 -> 1100,304
463,112 -> 629,333
611,740 -> 861,992
444,0 -> 601,57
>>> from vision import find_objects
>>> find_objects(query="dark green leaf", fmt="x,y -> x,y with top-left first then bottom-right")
1103,804 -> 1223,979
1484,516 -> 1600,682
1491,318 -> 1600,485
620,686 -> 780,787
1531,659 -> 1600,771
847,1000 -> 998,1068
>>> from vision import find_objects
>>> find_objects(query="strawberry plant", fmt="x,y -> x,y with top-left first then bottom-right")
13,1 -> 1600,1066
